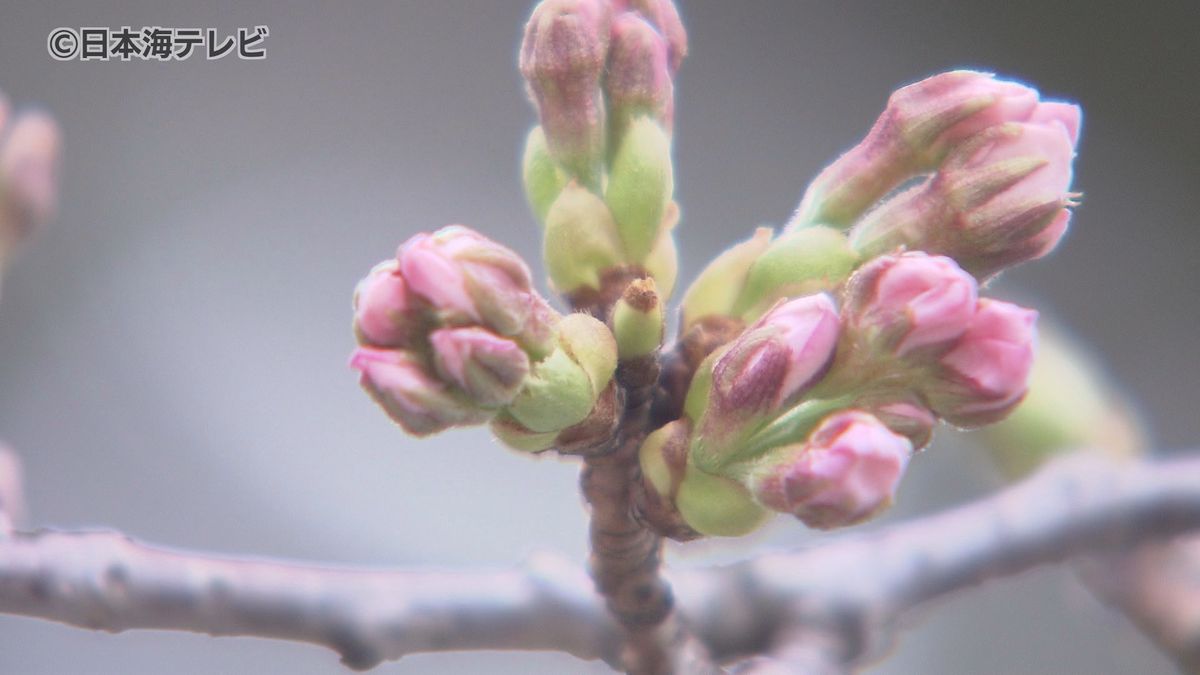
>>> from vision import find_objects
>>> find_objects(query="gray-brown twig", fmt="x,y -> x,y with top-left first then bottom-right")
1,453 -> 1198,672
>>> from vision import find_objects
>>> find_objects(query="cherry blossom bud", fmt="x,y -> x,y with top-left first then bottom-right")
734,226 -> 859,321
675,465 -> 769,537
865,397 -> 938,450
751,410 -> 912,529
615,0 -> 687,73
543,182 -> 624,295
399,226 -> 553,353
350,347 -> 488,436
692,294 -> 840,470
0,109 -> 61,253
606,12 -> 673,130
790,71 -> 1077,230
680,227 -> 772,330
520,0 -> 612,184
605,115 -> 674,261
635,419 -> 703,540
353,260 -> 420,348
924,299 -> 1037,427
850,119 -> 1079,278
504,313 -> 617,433
430,327 -> 531,407
522,126 -> 570,223
842,252 -> 978,358
611,277 -> 664,359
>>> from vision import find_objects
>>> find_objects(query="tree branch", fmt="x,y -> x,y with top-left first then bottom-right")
0,453 -> 1197,672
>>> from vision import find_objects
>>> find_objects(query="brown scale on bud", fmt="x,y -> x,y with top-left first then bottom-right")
650,315 -> 745,428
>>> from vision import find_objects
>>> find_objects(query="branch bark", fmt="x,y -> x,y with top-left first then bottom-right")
0,454 -> 1197,672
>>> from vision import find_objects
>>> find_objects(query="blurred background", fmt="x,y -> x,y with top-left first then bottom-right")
1,1 -> 1197,673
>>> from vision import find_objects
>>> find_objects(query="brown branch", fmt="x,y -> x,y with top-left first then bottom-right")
0,454 -> 1198,672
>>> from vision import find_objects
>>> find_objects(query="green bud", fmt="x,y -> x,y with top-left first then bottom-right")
555,313 -> 618,394
675,465 -> 769,537
980,328 -> 1144,480
734,227 -> 860,320
543,183 -> 625,294
612,277 -> 664,359
679,227 -> 772,330
643,216 -> 679,299
505,347 -> 597,433
638,419 -> 687,497
682,350 -> 717,421
605,116 -> 674,261
522,126 -> 569,224
490,412 -> 558,453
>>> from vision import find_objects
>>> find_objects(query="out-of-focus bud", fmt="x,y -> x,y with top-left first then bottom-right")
675,464 -> 768,537
543,182 -> 625,295
353,260 -> 421,348
522,126 -> 570,223
504,313 -> 617,433
750,410 -> 911,530
0,109 -> 61,255
605,115 -> 674,261
614,0 -> 687,73
399,226 -> 555,354
850,119 -> 1079,279
430,327 -> 531,407
520,0 -> 612,184
691,294 -> 840,471
841,252 -> 978,358
923,299 -> 1037,427
611,277 -> 664,359
790,71 -> 1077,230
605,12 -> 673,130
733,226 -> 859,321
679,227 -> 773,330
981,327 -> 1144,479
350,347 -> 489,436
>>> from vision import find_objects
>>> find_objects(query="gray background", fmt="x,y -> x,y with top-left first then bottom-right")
1,1 -> 1197,673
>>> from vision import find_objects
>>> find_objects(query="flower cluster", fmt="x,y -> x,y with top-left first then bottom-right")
638,71 -> 1077,538
349,1 -> 1081,541
519,0 -> 686,308
351,226 -> 617,449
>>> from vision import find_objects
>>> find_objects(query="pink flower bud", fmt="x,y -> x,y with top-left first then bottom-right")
695,295 -> 840,465
924,299 -> 1037,427
353,260 -> 419,348
520,0 -> 612,181
0,110 -> 61,248
752,410 -> 911,529
398,226 -> 544,341
866,398 -> 938,450
712,294 -> 840,413
843,252 -> 978,357
614,0 -> 687,73
430,327 -> 531,407
605,12 -> 673,129
851,116 -> 1079,278
350,347 -> 489,436
790,71 -> 1079,231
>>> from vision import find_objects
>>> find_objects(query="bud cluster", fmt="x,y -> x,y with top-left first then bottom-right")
640,248 -> 1043,537
520,0 -> 687,304
351,226 -> 617,447
789,71 -> 1081,280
